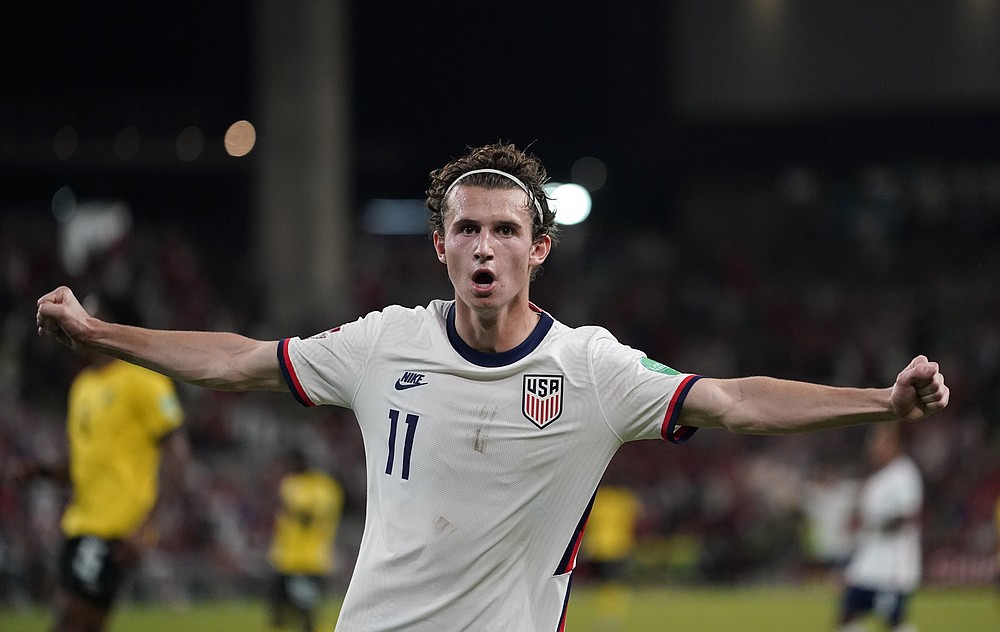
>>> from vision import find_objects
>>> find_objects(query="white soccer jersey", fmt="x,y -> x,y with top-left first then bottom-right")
844,455 -> 923,592
278,300 -> 699,631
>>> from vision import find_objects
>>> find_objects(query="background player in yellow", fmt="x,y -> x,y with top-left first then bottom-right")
268,447 -> 345,632
583,484 -> 643,631
19,294 -> 190,632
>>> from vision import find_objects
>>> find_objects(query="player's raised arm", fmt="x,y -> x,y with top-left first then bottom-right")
37,286 -> 285,391
678,355 -> 949,434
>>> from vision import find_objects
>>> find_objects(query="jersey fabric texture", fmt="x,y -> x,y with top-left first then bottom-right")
278,300 -> 700,632
844,455 -> 923,592
269,470 -> 345,575
62,359 -> 184,539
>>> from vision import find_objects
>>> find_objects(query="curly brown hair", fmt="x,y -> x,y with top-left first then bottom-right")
425,142 -> 560,244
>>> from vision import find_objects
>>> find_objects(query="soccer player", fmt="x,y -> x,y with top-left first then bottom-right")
24,294 -> 189,632
582,485 -> 643,631
837,423 -> 923,632
268,448 -> 345,632
35,142 -> 950,631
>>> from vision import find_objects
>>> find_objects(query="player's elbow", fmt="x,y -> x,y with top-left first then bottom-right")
685,378 -> 765,434
189,342 -> 283,392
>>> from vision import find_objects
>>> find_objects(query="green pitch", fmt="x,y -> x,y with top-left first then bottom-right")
1,584 -> 996,631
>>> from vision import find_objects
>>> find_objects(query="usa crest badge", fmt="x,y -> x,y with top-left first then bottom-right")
522,374 -> 564,428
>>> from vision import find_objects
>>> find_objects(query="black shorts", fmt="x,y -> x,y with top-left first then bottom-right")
839,585 -> 911,627
58,536 -> 127,608
272,573 -> 324,610
590,559 -> 630,582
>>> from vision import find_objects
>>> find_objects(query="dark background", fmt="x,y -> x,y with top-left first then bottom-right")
3,2 -> 997,225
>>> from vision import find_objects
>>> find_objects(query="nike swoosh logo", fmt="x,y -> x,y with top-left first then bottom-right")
394,380 -> 427,390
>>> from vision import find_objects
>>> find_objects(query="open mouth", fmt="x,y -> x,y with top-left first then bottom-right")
471,271 -> 496,296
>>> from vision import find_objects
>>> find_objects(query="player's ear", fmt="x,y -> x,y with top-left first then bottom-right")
433,231 -> 447,264
529,234 -> 551,267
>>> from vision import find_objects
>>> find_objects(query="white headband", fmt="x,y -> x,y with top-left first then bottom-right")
443,168 -> 544,223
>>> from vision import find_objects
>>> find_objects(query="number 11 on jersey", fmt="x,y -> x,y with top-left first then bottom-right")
386,408 -> 419,480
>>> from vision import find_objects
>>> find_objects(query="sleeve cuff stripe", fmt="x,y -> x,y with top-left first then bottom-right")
661,374 -> 701,444
277,339 -> 315,407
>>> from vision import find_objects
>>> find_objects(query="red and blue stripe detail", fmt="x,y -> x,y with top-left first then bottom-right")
661,374 -> 701,444
553,489 -> 596,631
277,338 -> 316,407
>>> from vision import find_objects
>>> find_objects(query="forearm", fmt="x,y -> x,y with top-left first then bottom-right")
685,376 -> 896,434
85,319 -> 283,391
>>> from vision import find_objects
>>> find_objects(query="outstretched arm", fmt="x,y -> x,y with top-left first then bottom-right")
37,286 -> 285,391
679,355 -> 949,434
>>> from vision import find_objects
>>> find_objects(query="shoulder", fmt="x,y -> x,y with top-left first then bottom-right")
543,322 -> 661,380
545,320 -> 619,348
385,301 -> 449,323
361,301 -> 447,328
300,303 -> 442,343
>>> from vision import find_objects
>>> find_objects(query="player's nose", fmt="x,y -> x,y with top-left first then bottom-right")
473,231 -> 494,259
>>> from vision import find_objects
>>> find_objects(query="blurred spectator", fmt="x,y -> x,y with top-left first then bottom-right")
801,465 -> 860,580
838,423 -> 922,632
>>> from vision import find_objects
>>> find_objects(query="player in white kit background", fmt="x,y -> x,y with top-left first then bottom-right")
838,423 -> 924,632
37,142 -> 950,631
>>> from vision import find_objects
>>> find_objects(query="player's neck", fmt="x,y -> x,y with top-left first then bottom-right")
452,299 -> 540,354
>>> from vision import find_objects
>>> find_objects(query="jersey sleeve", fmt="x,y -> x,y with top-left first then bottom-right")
278,309 -> 384,408
588,333 -> 701,443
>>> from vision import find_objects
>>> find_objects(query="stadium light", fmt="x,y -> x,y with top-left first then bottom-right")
544,182 -> 592,226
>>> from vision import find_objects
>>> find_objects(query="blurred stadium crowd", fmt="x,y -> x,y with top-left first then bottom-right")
1,159 -> 998,607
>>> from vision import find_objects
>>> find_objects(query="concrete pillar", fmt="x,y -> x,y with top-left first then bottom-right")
253,0 -> 352,336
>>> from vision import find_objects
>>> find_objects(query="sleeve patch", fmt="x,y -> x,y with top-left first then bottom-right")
640,357 -> 681,376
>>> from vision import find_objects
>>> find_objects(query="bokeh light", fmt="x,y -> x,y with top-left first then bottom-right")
176,126 -> 205,162
570,156 -> 608,192
224,120 -> 256,157
544,182 -> 592,225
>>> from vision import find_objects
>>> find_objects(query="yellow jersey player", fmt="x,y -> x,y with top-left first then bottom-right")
583,485 -> 643,630
268,448 -> 345,632
24,294 -> 189,632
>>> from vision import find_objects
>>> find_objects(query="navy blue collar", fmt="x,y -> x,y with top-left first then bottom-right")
446,302 -> 553,367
